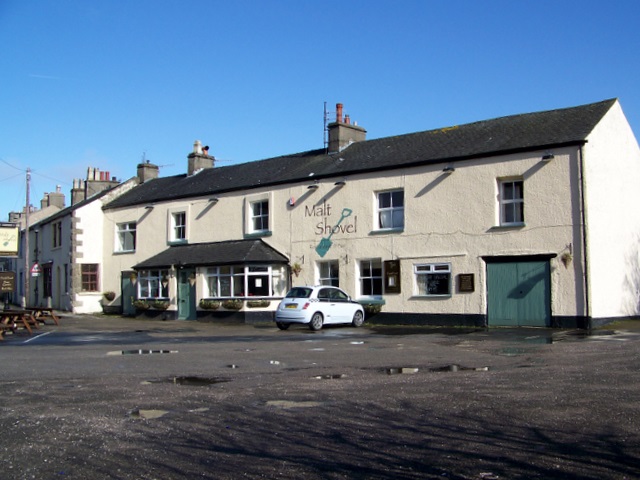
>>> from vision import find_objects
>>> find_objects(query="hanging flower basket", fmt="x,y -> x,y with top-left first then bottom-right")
103,291 -> 116,302
291,263 -> 302,277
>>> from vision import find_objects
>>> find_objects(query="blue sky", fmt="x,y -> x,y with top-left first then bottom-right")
2,0 -> 639,219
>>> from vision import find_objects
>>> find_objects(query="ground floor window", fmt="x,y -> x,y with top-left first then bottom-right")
359,259 -> 383,297
81,264 -> 99,292
414,263 -> 451,296
317,260 -> 339,286
205,264 -> 287,298
137,269 -> 169,299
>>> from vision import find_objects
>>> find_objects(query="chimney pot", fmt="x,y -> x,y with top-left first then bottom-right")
193,140 -> 203,154
336,103 -> 343,123
345,114 -> 351,125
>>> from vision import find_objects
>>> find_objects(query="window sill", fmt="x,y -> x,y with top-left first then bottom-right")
489,223 -> 525,231
356,297 -> 386,305
114,250 -> 136,255
244,230 -> 272,239
370,228 -> 404,236
168,239 -> 188,245
410,294 -> 452,299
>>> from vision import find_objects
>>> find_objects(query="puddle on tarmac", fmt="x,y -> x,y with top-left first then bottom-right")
108,349 -> 178,356
266,400 -> 323,409
386,367 -> 420,375
430,364 -> 490,372
313,374 -> 346,380
372,326 -> 485,336
129,409 -> 169,419
145,376 -> 231,386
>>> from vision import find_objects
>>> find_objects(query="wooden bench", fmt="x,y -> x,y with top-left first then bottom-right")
25,307 -> 60,326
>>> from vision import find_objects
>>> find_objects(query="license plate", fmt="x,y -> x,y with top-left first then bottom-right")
285,303 -> 297,309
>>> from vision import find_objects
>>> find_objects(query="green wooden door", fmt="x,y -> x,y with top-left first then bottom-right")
487,260 -> 551,327
121,272 -> 136,316
178,269 -> 197,320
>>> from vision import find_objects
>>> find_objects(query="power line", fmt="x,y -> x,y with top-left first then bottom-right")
0,157 -> 25,172
31,170 -> 71,186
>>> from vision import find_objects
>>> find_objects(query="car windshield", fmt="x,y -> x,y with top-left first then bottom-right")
285,287 -> 313,298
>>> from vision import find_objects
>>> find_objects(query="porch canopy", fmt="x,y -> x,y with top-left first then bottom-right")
133,239 -> 289,270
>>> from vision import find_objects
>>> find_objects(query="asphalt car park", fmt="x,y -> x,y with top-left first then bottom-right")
1,314 -> 640,479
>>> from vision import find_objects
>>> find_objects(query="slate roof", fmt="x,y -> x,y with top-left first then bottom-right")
106,99 -> 617,210
133,239 -> 289,269
30,184 -> 120,228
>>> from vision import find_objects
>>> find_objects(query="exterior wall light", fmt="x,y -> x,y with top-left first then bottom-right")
542,153 -> 555,162
442,166 -> 455,174
144,205 -> 154,210
334,180 -> 346,187
208,197 -> 219,204
308,182 -> 319,190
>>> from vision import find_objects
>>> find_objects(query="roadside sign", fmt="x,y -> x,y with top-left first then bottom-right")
0,271 -> 15,292
31,263 -> 41,277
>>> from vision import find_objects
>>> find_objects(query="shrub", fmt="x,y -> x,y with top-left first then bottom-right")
363,304 -> 382,315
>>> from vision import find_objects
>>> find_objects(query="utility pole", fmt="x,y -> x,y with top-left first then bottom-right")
24,167 -> 30,308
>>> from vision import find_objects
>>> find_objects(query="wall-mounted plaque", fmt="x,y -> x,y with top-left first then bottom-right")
457,273 -> 475,293
384,260 -> 401,294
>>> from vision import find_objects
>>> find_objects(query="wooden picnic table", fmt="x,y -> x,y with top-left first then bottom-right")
25,307 -> 60,326
1,309 -> 38,336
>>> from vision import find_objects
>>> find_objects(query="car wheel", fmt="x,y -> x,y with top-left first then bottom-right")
276,322 -> 290,330
309,312 -> 324,331
352,310 -> 364,327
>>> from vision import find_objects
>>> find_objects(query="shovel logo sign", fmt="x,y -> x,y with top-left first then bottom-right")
305,201 -> 357,257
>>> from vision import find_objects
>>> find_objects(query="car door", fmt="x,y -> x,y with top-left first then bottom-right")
317,287 -> 340,324
329,288 -> 354,323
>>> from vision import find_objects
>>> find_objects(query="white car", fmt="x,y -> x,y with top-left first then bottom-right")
275,285 -> 365,331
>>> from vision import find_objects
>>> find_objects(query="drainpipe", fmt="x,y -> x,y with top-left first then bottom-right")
578,146 -> 591,327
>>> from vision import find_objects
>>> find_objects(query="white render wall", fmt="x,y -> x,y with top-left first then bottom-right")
278,148 -> 584,318
103,145 -> 587,320
72,199 -> 105,313
583,101 -> 640,318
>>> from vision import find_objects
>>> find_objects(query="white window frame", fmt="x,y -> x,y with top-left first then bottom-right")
172,212 -> 186,241
376,189 -> 404,230
251,201 -> 269,232
167,207 -> 190,243
137,269 -> 169,299
245,193 -> 273,235
317,260 -> 339,287
414,263 -> 452,297
358,258 -> 383,298
499,179 -> 524,226
116,222 -> 136,252
204,264 -> 287,298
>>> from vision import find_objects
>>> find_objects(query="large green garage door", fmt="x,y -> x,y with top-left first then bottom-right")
486,259 -> 551,327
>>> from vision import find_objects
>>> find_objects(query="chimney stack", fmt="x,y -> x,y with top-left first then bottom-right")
188,140 -> 214,175
327,103 -> 366,153
137,161 -> 160,183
